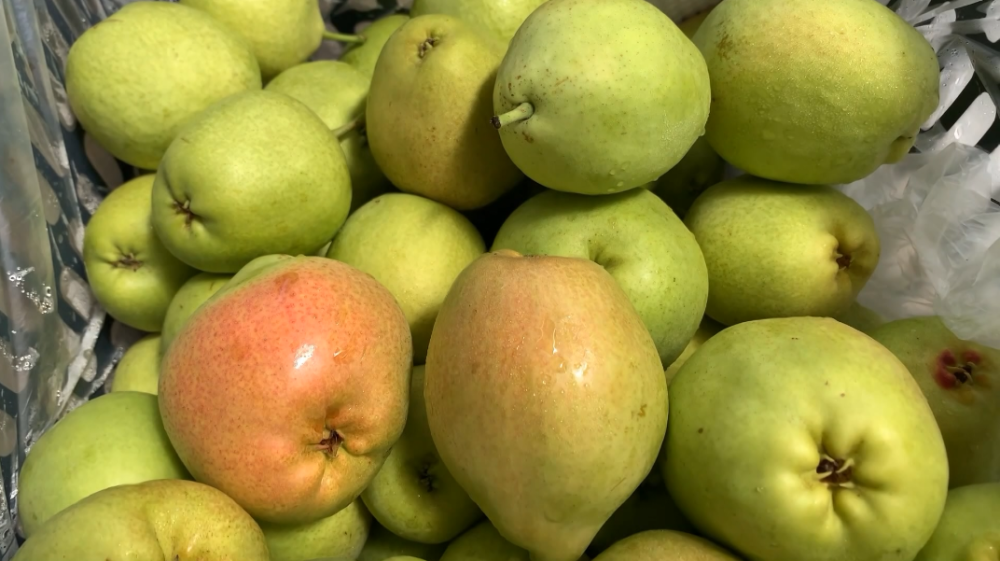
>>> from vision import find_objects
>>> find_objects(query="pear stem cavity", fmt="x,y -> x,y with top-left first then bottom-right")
115,253 -> 142,271
319,429 -> 343,456
816,455 -> 855,488
491,102 -> 535,129
418,37 -> 439,59
323,31 -> 365,44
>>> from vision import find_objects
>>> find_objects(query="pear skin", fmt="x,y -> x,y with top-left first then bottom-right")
410,0 -> 548,43
259,499 -> 372,561
160,272 -> 233,355
359,524 -> 448,561
341,14 -> 411,78
111,335 -> 162,395
914,483 -> 1000,561
425,251 -> 668,561
593,530 -> 740,561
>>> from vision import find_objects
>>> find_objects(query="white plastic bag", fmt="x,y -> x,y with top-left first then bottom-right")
838,143 -> 1000,348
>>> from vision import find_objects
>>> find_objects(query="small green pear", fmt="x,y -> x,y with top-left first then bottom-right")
160,272 -> 233,355
366,15 -> 523,210
111,335 -> 162,395
12,480 -> 269,561
834,302 -> 885,335
362,365 -> 483,543
663,317 -> 724,385
327,194 -> 485,363
410,0 -> 547,43
18,392 -> 190,537
594,530 -> 740,561
359,524 -> 448,561
259,499 -> 372,561
492,0 -> 710,195
65,1 -> 260,169
692,0 -> 940,185
180,0 -> 324,81
914,483 -> 1000,561
868,316 -> 1000,488
83,174 -> 196,332
151,90 -> 352,273
266,60 -> 392,211
684,175 -> 880,326
340,14 -> 411,78
492,188 -> 709,367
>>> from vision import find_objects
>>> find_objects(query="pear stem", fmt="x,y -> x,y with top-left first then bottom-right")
331,117 -> 363,139
323,30 -> 365,44
491,102 -> 535,129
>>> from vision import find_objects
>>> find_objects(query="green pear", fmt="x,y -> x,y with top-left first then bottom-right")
83,174 -> 196,332
869,316 -> 1000,488
359,524 -> 448,561
151,90 -> 352,273
684,175 -> 880,326
491,188 -> 709,366
387,558 -> 428,561
914,483 -> 1000,561
328,194 -> 485,362
834,302 -> 885,335
677,9 -> 714,37
409,0 -> 548,43
160,272 -> 233,355
491,0 -> 710,195
366,15 -> 523,210
65,1 -> 260,169
111,335 -> 161,395
362,365 -> 483,543
664,317 -> 949,561
426,250 -> 668,561
266,60 -> 392,211
441,521 -> 589,561
664,317 -> 724,385
12,480 -> 269,561
692,0 -> 940,185
18,392 -> 190,537
180,0 -> 324,81
340,14 -> 411,78
588,474 -> 695,556
259,499 -> 372,561
594,530 -> 740,561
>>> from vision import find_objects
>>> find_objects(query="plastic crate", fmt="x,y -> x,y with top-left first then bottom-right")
1,0 -> 998,558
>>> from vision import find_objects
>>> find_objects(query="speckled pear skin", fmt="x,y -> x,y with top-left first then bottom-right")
65,1 -> 261,169
491,188 -> 709,367
159,255 -> 412,526
12,480 -> 270,561
410,0 -> 548,43
259,498 -> 372,561
492,0 -> 710,195
914,483 -> 1000,561
692,0 -> 940,185
425,251 -> 668,561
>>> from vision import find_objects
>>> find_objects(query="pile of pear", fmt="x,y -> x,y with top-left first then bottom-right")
16,0 -> 1000,560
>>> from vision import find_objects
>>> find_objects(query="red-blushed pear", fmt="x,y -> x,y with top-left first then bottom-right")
158,254 -> 412,526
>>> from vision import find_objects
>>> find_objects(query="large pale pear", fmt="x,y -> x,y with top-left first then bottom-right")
426,251 -> 668,561
664,317 -> 949,561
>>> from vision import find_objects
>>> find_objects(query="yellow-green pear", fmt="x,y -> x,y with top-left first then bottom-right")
340,14 -> 411,78
664,317 -> 724,385
692,0 -> 940,184
834,302 -> 885,334
359,524 -> 448,561
366,15 -> 523,210
593,530 -> 740,561
259,499 -> 372,561
327,194 -> 485,363
410,0 -> 548,43
65,1 -> 260,169
266,60 -> 392,211
915,483 -> 1000,561
160,272 -> 233,355
180,0 -> 325,81
111,335 -> 162,395
82,175 -> 196,332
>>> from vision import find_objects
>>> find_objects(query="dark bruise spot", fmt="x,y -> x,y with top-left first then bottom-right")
418,36 -> 439,58
817,456 -> 853,486
840,392 -> 846,397
716,32 -> 734,60
697,428 -> 704,434
638,404 -> 647,418
319,430 -> 343,456
522,131 -> 534,143
554,77 -> 570,87
173,199 -> 196,227
116,253 -> 142,271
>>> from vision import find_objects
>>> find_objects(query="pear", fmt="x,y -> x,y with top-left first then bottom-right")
692,0 -> 940,185
593,530 -> 740,561
18,392 -> 190,537
160,272 -> 233,355
65,1 -> 260,169
664,317 -> 949,561
366,15 -> 523,210
151,90 -> 352,273
425,250 -> 668,561
684,175 -> 880,326
441,520 -> 588,561
491,0 -> 710,195
83,174 -> 196,332
664,317 -> 724,385
388,558 -> 427,561
410,0 -> 548,43
362,365 -> 483,543
180,0 -> 324,81
111,335 -> 162,395
869,316 -> 1000,487
588,474 -> 695,556
491,188 -> 709,367
12,480 -> 269,561
914,482 -> 1000,561
834,302 -> 885,335
327,193 -> 485,362
259,499 -> 372,561
159,255 -> 412,525
340,14 -> 411,78
359,524 -> 448,561
266,60 -> 392,211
